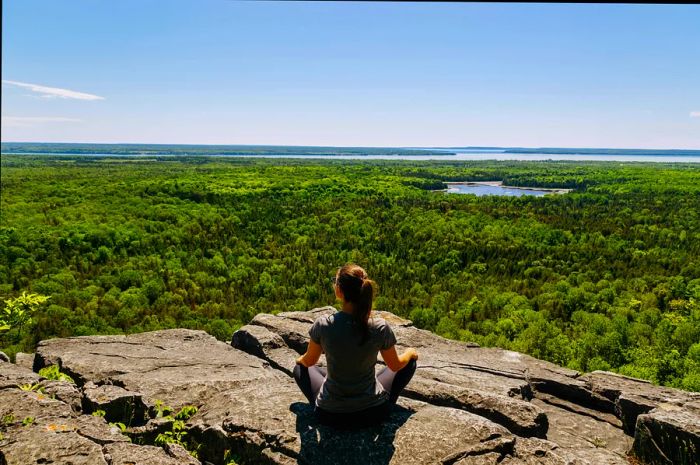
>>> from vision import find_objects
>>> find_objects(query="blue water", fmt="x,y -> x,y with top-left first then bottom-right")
3,148 -> 700,163
447,184 -> 560,197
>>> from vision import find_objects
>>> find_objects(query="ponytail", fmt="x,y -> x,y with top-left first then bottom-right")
354,278 -> 375,344
335,263 -> 375,345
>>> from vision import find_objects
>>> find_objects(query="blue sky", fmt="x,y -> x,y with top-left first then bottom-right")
2,1 -> 699,148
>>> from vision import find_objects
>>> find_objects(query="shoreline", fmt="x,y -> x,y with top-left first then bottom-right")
445,181 -> 572,195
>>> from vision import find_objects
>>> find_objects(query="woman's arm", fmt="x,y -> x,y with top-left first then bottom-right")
296,339 -> 323,367
380,345 -> 418,372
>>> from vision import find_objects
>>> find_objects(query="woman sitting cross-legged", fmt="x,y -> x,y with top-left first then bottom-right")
293,263 -> 418,428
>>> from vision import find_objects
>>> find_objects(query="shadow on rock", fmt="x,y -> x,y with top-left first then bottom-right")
290,402 -> 414,465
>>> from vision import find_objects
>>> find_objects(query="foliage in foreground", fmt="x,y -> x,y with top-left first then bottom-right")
1,292 -> 48,336
1,155 -> 699,391
153,400 -> 200,457
38,364 -> 75,383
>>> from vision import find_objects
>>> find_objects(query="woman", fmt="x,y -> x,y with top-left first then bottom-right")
293,263 -> 418,428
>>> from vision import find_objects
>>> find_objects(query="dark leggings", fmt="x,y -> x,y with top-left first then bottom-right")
293,359 -> 417,427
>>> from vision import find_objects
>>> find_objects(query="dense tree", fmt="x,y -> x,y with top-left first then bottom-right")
1,155 -> 699,391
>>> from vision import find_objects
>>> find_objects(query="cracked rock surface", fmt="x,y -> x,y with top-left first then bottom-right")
0,363 -> 200,465
2,307 -> 698,465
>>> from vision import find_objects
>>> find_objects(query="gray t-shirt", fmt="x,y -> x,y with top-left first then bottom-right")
309,311 -> 397,413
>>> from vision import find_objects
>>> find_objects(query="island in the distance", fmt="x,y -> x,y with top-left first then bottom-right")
3,142 -> 700,158
0,143 -> 455,157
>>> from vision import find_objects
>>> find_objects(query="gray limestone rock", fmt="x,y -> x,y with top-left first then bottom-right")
0,380 -> 198,465
503,437 -> 628,465
580,370 -> 700,436
164,443 -> 202,465
0,360 -> 41,390
188,379 -> 519,465
13,352 -> 33,370
232,323 -> 301,376
75,413 -> 132,445
632,406 -> 700,465
402,376 -> 548,437
1,422 -> 109,465
104,442 -> 201,465
35,328 -> 284,410
83,381 -> 148,424
0,386 -> 74,426
234,308 -> 700,465
0,386 -> 122,465
40,379 -> 84,413
616,393 -> 658,436
10,308 -> 700,465
243,310 -> 582,437
128,416 -> 177,444
530,397 -> 631,463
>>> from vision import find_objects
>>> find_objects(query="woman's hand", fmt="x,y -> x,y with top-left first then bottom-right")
381,345 -> 418,371
296,340 -> 323,367
403,347 -> 419,361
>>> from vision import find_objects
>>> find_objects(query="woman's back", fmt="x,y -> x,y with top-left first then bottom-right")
310,311 -> 396,412
293,263 -> 418,425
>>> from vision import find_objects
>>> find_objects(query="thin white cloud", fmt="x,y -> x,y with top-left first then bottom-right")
2,116 -> 83,127
2,80 -> 104,101
690,111 -> 700,118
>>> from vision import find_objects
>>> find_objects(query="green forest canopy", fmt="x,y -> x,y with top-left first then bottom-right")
1,155 -> 699,392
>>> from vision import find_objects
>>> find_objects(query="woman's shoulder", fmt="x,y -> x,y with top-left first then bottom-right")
311,312 -> 333,328
311,311 -> 344,330
368,316 -> 394,336
309,313 -> 335,341
368,316 -> 397,348
314,312 -> 333,322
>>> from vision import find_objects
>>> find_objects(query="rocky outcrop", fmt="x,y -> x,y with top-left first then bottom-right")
579,370 -> 698,434
0,363 -> 200,465
2,307 -> 698,465
33,328 -> 280,412
632,407 -> 700,465
104,442 -> 201,465
0,360 -> 41,389
13,352 -> 33,371
82,381 -> 148,423
231,307 -> 700,465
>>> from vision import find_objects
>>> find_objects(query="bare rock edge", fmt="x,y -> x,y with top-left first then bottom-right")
0,307 -> 698,465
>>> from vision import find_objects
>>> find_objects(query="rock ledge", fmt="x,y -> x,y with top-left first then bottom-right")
1,307 -> 698,465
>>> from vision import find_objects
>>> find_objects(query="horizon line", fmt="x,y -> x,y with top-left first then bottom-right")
1,141 -> 699,152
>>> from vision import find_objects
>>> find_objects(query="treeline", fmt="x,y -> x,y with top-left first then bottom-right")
1,155 -> 699,391
0,143 -> 453,157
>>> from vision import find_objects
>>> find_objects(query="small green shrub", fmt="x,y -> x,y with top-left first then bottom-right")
151,400 -> 199,458
153,399 -> 173,418
18,383 -> 43,393
110,421 -> 127,433
0,292 -> 49,334
174,405 -> 198,421
224,450 -> 241,465
38,365 -> 74,383
155,419 -> 187,447
90,411 -> 129,440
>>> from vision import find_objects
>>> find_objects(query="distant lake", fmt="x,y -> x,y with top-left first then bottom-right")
446,182 -> 571,197
2,144 -> 700,163
246,152 -> 700,162
4,151 -> 700,163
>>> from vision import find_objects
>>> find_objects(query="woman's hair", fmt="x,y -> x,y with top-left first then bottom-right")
335,263 -> 375,343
